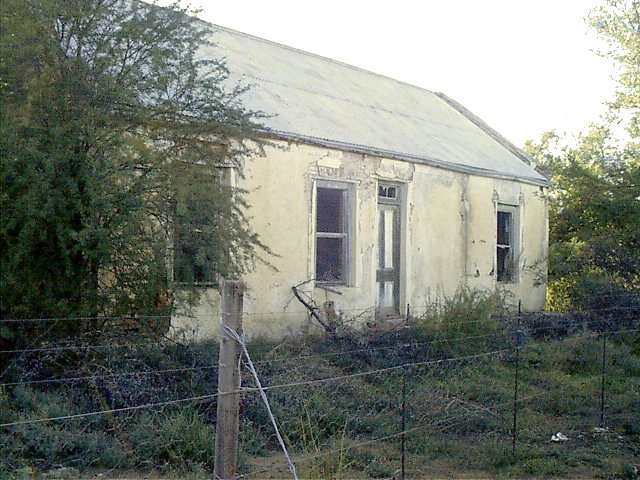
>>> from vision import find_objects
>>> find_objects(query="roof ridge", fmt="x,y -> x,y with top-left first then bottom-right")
189,16 -> 548,186
434,92 -> 542,171
205,21 -> 438,97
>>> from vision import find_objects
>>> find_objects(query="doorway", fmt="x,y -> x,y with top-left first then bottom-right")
376,184 -> 401,318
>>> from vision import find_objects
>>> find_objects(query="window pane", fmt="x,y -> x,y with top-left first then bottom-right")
497,211 -> 512,245
316,237 -> 344,283
317,187 -> 345,233
174,226 -> 215,283
378,185 -> 397,199
174,175 -> 218,284
497,246 -> 512,281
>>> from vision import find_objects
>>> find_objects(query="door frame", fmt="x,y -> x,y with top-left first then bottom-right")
376,182 -> 403,318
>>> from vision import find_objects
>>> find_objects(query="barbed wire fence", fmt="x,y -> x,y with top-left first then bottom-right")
1,285 -> 638,478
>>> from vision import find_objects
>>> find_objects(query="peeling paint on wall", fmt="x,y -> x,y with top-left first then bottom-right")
173,141 -> 548,340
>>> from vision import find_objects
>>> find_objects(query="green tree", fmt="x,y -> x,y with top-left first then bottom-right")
0,0 -> 267,324
525,0 -> 640,312
589,0 -> 640,139
525,129 -> 639,310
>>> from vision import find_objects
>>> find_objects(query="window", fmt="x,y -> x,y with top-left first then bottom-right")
496,206 -> 517,282
378,185 -> 397,200
174,222 -> 216,284
173,167 -> 230,285
315,181 -> 351,284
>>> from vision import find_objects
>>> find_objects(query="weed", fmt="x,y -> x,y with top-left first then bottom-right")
419,287 -> 508,356
297,411 -> 355,479
2,291 -> 638,478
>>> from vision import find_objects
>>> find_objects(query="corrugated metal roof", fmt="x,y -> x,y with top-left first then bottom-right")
201,24 -> 549,186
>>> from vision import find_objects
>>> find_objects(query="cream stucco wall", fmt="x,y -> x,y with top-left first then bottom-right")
173,141 -> 548,339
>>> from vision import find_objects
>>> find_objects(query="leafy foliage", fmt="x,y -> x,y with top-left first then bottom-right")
524,0 -> 640,310
419,287 -> 508,355
589,0 -> 640,140
526,129 -> 639,293
0,0 -> 267,324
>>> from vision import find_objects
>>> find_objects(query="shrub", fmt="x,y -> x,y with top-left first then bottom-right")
556,276 -> 640,332
523,311 -> 587,340
418,287 -> 508,356
127,409 -> 216,472
0,335 -> 221,476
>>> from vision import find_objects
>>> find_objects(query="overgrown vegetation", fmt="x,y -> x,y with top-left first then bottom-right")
524,0 -> 640,312
1,335 -> 221,476
2,290 -> 638,479
0,0 -> 267,334
1,0 -> 639,478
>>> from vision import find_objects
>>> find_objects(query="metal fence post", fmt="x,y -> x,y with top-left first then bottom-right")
599,331 -> 607,428
512,300 -> 521,457
400,303 -> 410,480
214,280 -> 244,480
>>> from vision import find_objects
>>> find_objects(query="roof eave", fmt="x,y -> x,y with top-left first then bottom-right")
434,92 -> 543,170
261,129 -> 551,188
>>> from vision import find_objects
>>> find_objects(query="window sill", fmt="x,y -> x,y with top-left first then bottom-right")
174,282 -> 218,288
315,282 -> 349,293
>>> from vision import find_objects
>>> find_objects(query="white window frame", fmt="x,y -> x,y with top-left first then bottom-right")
314,179 -> 354,286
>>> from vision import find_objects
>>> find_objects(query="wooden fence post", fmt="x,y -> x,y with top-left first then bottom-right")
214,280 -> 244,480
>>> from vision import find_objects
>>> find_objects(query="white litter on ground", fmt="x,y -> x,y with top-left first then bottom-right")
551,432 -> 569,442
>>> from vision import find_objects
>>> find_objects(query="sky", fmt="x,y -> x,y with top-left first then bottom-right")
160,0 -> 618,147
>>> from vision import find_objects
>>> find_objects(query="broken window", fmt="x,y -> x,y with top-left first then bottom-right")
173,167 -> 231,285
496,206 -> 517,282
315,182 -> 351,284
378,185 -> 397,200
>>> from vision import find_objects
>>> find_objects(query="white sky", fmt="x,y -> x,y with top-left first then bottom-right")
164,0 -> 618,147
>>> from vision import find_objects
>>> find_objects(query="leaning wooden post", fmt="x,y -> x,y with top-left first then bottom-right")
214,280 -> 244,480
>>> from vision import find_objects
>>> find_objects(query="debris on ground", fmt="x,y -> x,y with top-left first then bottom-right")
551,432 -> 569,442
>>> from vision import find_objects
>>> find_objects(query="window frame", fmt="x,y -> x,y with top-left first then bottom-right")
172,166 -> 232,287
314,179 -> 354,286
496,204 -> 519,283
375,181 -> 403,317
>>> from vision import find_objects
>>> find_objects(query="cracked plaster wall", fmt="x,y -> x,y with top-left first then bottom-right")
173,141 -> 548,339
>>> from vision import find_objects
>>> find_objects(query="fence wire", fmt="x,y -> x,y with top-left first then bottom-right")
0,304 -> 638,478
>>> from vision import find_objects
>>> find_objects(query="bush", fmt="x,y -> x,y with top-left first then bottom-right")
550,276 -> 640,333
128,410 -> 216,472
523,312 -> 587,340
1,387 -> 129,473
418,287 -> 509,356
0,335 -> 221,476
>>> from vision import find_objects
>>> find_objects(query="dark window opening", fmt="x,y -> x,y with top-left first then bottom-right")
317,188 -> 345,233
173,168 -> 222,286
378,185 -> 397,199
497,210 -> 514,282
316,237 -> 345,283
316,186 -> 349,284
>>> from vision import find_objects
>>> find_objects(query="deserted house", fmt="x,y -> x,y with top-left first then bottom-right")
174,24 -> 549,338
